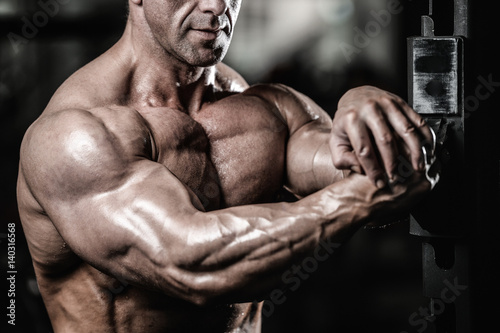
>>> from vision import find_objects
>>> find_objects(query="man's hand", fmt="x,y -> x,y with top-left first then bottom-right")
329,86 -> 435,188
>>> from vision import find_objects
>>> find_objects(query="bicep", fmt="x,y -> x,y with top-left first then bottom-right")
263,85 -> 343,195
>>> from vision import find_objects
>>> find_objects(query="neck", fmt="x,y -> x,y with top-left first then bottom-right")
115,17 -> 217,113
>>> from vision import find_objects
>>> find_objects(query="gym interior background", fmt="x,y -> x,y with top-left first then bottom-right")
1,0 -> 498,332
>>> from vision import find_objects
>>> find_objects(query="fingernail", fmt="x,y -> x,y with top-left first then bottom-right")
376,179 -> 386,189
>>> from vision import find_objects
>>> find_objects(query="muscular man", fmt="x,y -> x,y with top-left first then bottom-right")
17,0 -> 434,332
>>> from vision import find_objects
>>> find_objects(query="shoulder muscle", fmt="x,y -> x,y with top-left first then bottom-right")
20,108 -> 150,205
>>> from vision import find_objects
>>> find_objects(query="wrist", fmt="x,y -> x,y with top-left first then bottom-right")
295,174 -> 378,234
327,173 -> 378,227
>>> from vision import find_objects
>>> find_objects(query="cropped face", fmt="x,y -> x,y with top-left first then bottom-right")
143,0 -> 242,67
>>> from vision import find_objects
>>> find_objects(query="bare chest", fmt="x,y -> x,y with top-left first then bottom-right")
140,95 -> 288,210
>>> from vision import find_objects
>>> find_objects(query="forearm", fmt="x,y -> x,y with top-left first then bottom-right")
47,158 -> 375,307
163,174 -> 374,305
51,159 -> 416,307
42,157 -> 365,307
171,166 -> 433,306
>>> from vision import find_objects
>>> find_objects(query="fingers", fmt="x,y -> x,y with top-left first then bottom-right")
362,103 -> 400,181
331,90 -> 435,188
390,98 -> 435,167
331,110 -> 387,187
344,115 -> 388,188
379,98 -> 424,172
400,100 -> 435,151
365,95 -> 435,179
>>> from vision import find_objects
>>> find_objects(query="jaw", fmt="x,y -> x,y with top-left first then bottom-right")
172,16 -> 234,67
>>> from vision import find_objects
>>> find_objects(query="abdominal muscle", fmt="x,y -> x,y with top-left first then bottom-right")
37,261 -> 262,333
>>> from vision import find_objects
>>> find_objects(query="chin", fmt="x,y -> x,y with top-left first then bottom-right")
190,55 -> 225,68
190,55 -> 219,67
189,43 -> 229,67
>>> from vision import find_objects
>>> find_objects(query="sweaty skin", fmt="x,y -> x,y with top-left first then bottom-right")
17,1 -> 433,332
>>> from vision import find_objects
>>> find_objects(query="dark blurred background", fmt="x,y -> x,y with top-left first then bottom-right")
1,1 -> 498,332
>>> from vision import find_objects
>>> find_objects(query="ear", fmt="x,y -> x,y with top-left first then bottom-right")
131,0 -> 142,5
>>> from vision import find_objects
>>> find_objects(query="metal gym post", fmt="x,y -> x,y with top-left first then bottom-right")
408,0 -> 471,332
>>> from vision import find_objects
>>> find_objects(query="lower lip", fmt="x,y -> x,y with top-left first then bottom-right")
192,30 -> 222,40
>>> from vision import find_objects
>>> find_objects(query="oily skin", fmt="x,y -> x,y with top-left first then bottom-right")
17,0 -> 433,332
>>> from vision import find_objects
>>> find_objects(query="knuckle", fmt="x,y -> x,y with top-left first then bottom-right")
336,106 -> 358,124
343,107 -> 359,122
357,145 -> 371,158
415,116 -> 427,128
363,99 -> 379,111
379,95 -> 394,105
403,123 -> 416,135
378,132 -> 394,146
392,95 -> 406,105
